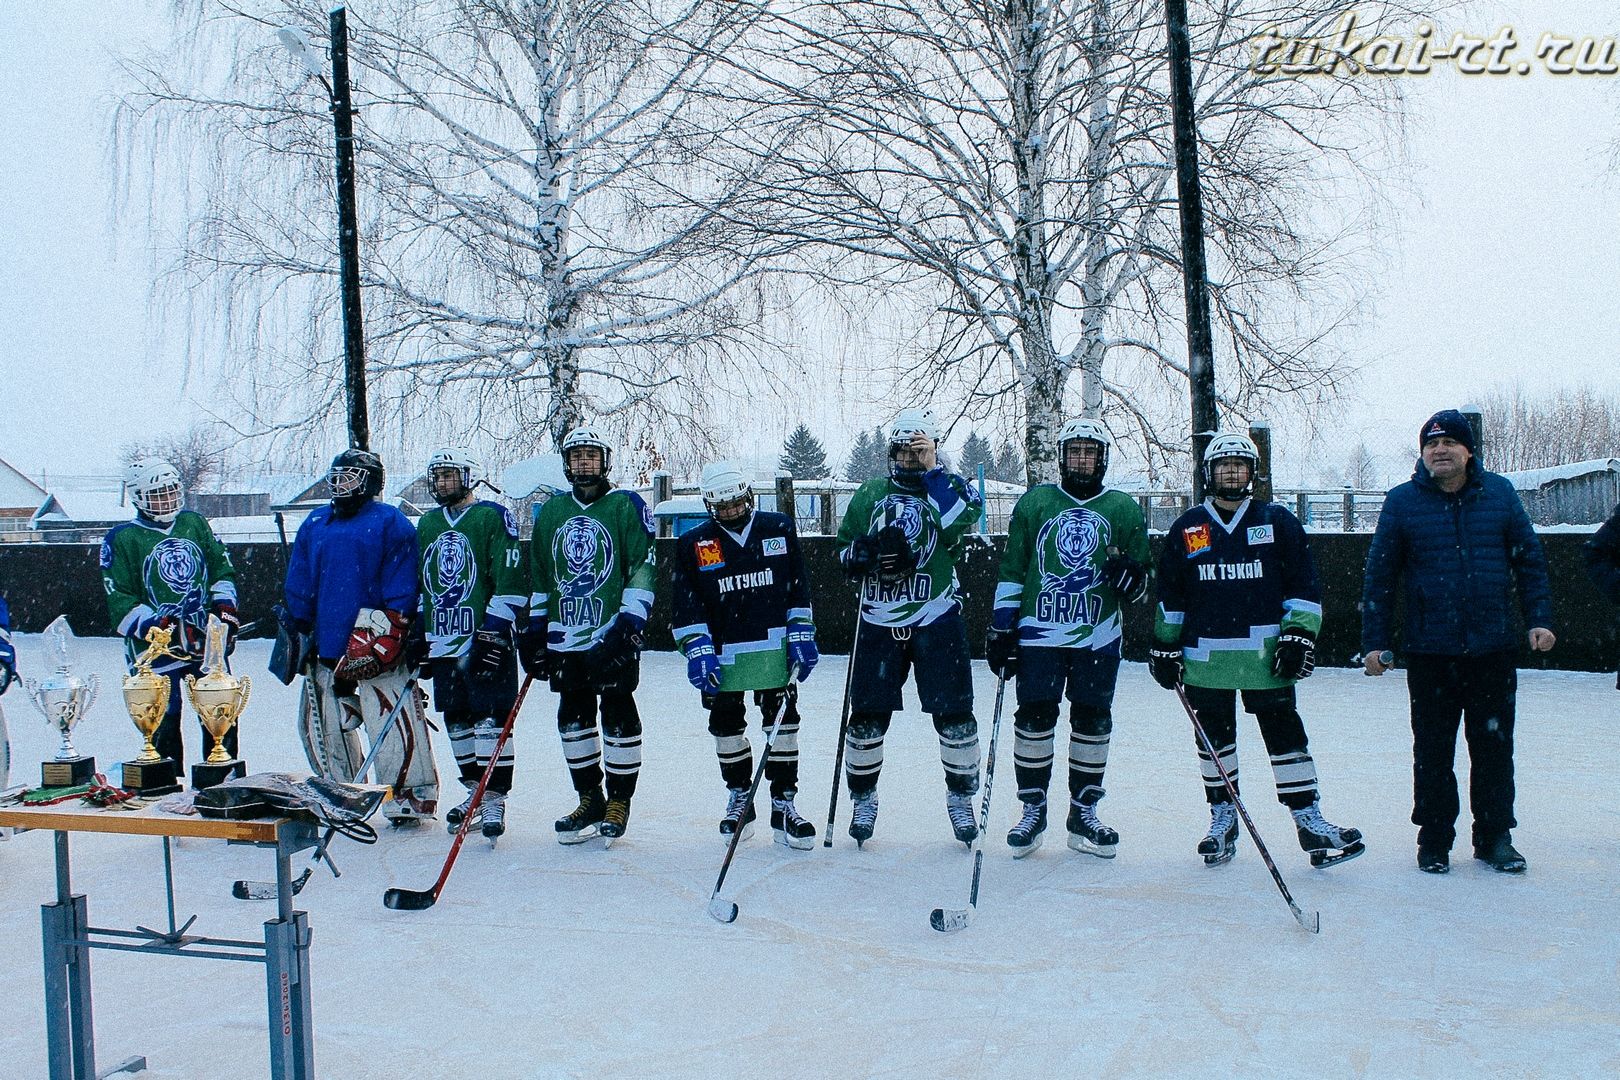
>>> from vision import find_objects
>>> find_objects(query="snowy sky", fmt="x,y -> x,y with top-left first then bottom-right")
0,0 -> 1616,487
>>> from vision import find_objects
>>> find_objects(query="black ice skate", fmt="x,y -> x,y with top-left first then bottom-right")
481,793 -> 507,842
946,791 -> 978,847
599,797 -> 631,845
445,790 -> 482,834
848,792 -> 879,847
771,795 -> 816,850
1065,800 -> 1119,859
719,787 -> 757,844
1198,802 -> 1239,866
1006,799 -> 1047,858
1292,801 -> 1364,868
386,796 -> 435,829
554,788 -> 607,845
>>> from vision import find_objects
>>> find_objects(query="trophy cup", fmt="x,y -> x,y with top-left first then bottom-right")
183,615 -> 249,789
25,617 -> 100,787
118,624 -> 184,795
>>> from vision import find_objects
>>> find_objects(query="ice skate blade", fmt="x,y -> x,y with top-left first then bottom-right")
708,896 -> 739,923
773,828 -> 814,850
719,821 -> 755,845
1310,841 -> 1365,868
1202,848 -> 1237,867
556,823 -> 601,845
1009,833 -> 1044,859
1066,834 -> 1116,859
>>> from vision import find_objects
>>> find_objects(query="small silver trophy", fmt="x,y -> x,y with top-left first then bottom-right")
25,616 -> 100,787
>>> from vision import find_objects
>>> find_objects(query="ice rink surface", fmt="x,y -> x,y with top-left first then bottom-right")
1,636 -> 1617,1079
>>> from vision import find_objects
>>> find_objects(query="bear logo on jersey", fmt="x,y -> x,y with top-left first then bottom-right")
554,516 -> 615,599
423,530 -> 477,617
870,494 -> 937,572
142,538 -> 208,627
1032,508 -> 1104,625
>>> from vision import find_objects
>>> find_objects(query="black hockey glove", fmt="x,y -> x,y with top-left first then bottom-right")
1271,630 -> 1316,681
517,619 -> 555,680
1102,552 -> 1149,604
592,614 -> 646,675
1148,645 -> 1184,691
843,534 -> 880,578
875,525 -> 917,581
986,626 -> 1019,681
404,627 -> 431,676
471,624 -> 513,678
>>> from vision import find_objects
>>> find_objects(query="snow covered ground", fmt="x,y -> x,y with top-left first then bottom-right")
2,636 -> 1617,1079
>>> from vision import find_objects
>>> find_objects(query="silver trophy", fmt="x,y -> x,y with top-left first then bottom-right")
25,616 -> 100,786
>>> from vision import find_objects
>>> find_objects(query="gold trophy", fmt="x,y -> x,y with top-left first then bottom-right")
118,625 -> 185,795
183,615 -> 249,789
25,617 -> 100,787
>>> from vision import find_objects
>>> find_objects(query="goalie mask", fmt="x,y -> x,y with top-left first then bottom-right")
1202,433 -> 1260,501
427,447 -> 484,508
888,407 -> 941,490
127,458 -> 183,524
329,448 -> 384,516
700,461 -> 754,529
1056,418 -> 1110,499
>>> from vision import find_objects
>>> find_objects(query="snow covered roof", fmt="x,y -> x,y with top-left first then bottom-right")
31,489 -> 133,527
1500,459 -> 1620,491
653,495 -> 707,518
0,456 -> 47,509
503,455 -> 569,499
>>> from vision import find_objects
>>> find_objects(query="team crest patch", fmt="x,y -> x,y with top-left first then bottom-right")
762,537 -> 787,557
1247,525 -> 1274,546
1183,524 -> 1212,558
695,538 -> 725,571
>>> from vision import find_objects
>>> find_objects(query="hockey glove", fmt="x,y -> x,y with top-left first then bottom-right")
593,613 -> 646,675
985,626 -> 1019,681
842,534 -> 880,578
0,656 -> 13,697
212,601 -> 241,655
685,637 -> 721,692
404,626 -> 431,676
876,524 -> 917,581
1148,645 -> 1184,691
1271,630 -> 1317,682
786,624 -> 819,681
517,619 -> 555,680
336,608 -> 409,682
471,621 -> 514,678
1102,552 -> 1149,604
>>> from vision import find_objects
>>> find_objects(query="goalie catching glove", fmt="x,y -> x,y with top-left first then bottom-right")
336,608 -> 410,682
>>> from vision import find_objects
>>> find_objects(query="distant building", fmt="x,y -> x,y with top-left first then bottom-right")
0,457 -> 48,534
1502,459 -> 1620,527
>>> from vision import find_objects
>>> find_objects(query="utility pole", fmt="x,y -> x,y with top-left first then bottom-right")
329,7 -> 370,451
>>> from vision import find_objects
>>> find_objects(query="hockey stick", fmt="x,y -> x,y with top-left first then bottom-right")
930,675 -> 1007,933
233,679 -> 420,900
1173,681 -> 1320,934
822,612 -> 862,847
384,674 -> 534,911
708,686 -> 793,924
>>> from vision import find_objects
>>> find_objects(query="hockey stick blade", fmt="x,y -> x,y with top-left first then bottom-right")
382,886 -> 437,911
1293,902 -> 1321,934
232,867 -> 313,902
707,896 -> 740,924
929,906 -> 971,933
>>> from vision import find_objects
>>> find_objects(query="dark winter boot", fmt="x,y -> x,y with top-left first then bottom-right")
720,787 -> 757,844
1006,798 -> 1047,858
1417,844 -> 1450,874
770,793 -> 816,850
554,788 -> 607,845
1198,802 -> 1239,866
1066,799 -> 1119,859
1473,833 -> 1526,874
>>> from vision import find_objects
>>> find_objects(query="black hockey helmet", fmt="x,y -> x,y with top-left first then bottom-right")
329,448 -> 384,514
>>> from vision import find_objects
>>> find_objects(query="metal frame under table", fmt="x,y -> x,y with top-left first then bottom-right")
0,801 -> 321,1080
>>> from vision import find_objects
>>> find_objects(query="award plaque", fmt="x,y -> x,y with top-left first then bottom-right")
184,616 -> 249,789
25,617 -> 99,787
119,625 -> 184,795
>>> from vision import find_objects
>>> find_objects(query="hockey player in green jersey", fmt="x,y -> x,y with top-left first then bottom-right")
411,448 -> 526,840
836,407 -> 984,847
519,426 -> 656,843
987,419 -> 1151,858
1150,433 -> 1363,868
100,458 -> 239,769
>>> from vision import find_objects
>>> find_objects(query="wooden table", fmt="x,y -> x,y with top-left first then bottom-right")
0,800 -> 321,1080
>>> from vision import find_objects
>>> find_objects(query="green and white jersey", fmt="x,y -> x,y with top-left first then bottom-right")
994,486 -> 1150,650
836,469 -> 982,628
528,489 -> 657,653
100,511 -> 238,673
416,500 -> 525,659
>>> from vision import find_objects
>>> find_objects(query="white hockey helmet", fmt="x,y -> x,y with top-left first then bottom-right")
126,458 -> 183,523
700,461 -> 754,526
427,446 -> 484,506
1202,432 -> 1260,499
888,407 -> 941,447
560,425 -> 613,484
1056,417 -> 1111,495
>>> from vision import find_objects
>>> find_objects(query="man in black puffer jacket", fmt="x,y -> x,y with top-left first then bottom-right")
1361,409 -> 1555,876
1585,502 -> 1620,689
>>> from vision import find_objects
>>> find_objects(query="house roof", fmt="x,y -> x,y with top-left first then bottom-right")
1501,458 -> 1620,491
0,456 -> 47,509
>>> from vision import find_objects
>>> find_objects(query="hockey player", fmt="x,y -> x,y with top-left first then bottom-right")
282,448 -> 439,826
987,419 -> 1151,858
1149,433 -> 1363,868
671,461 -> 820,849
412,448 -> 525,839
0,593 -> 14,696
101,459 -> 239,770
519,427 -> 656,844
836,407 -> 984,847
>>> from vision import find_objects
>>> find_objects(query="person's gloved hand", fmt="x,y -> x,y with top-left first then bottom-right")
1148,644 -> 1184,690
517,618 -> 555,679
843,534 -> 880,578
986,626 -> 1019,680
786,624 -> 819,681
875,525 -> 917,580
336,609 -> 410,682
1271,630 -> 1316,681
212,601 -> 242,655
1102,552 -> 1148,604
471,621 -> 514,678
592,613 -> 646,674
686,636 -> 720,692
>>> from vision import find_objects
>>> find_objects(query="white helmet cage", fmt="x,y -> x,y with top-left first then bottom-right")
1056,418 -> 1111,491
126,459 -> 183,523
561,426 -> 614,484
1202,433 -> 1260,498
699,461 -> 754,524
428,447 -> 484,505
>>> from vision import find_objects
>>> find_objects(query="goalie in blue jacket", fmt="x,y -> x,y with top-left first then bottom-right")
671,462 -> 819,849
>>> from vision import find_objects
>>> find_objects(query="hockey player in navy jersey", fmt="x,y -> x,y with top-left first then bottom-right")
1150,433 -> 1363,868
836,407 -> 984,847
672,462 -> 819,849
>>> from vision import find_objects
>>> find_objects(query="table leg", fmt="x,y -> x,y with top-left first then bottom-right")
263,913 -> 314,1080
42,831 -> 96,1080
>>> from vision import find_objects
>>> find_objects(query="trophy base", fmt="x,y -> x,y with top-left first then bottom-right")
42,756 -> 97,788
191,759 -> 247,790
122,758 -> 182,796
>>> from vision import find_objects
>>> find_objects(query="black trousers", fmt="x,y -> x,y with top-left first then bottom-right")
155,665 -> 239,770
1406,651 -> 1518,851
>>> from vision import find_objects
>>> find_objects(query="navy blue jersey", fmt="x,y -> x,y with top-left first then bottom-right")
284,501 -> 420,660
671,511 -> 813,691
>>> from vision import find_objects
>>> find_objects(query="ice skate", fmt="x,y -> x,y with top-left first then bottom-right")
481,793 -> 507,842
1006,798 -> 1047,858
946,791 -> 978,847
770,794 -> 816,850
1066,800 -> 1119,859
1198,802 -> 1238,866
719,787 -> 756,844
848,792 -> 879,847
1292,801 -> 1364,868
554,788 -> 607,845
385,796 -> 435,829
599,797 -> 631,845
445,789 -> 482,834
